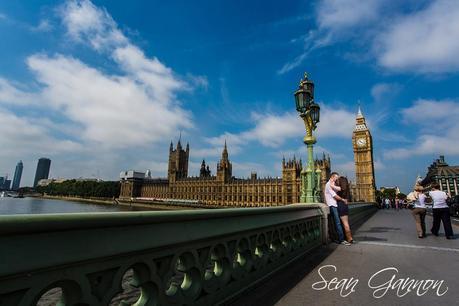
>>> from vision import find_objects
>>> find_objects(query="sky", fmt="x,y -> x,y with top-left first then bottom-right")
1,0 -> 459,193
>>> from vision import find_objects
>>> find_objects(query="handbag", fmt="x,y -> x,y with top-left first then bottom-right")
407,191 -> 419,209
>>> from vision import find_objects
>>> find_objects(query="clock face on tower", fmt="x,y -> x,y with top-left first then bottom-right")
356,138 -> 367,147
353,107 -> 376,203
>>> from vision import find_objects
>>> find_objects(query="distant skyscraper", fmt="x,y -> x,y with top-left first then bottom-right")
12,160 -> 23,190
33,158 -> 51,187
3,179 -> 11,190
0,176 -> 11,190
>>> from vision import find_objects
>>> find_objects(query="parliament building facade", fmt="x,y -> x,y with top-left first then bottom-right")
119,140 -> 330,207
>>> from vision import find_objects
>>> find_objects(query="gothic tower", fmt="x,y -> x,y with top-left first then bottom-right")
217,141 -> 232,183
315,153 -> 331,200
352,107 -> 376,202
200,159 -> 211,177
281,156 -> 302,204
168,139 -> 189,183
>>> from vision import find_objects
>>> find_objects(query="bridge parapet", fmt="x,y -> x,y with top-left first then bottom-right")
348,202 -> 378,226
0,204 -> 329,305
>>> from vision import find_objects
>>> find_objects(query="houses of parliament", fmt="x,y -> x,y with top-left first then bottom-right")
120,139 -> 331,206
119,108 -> 376,205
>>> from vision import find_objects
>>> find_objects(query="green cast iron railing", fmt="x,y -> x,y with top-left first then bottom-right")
0,204 -> 333,306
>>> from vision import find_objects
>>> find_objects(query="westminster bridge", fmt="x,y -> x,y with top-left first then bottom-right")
1,203 -> 458,305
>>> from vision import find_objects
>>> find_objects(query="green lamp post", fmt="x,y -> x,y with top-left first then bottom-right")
294,72 -> 321,203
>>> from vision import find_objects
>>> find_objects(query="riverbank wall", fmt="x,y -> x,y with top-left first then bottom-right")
36,195 -> 207,210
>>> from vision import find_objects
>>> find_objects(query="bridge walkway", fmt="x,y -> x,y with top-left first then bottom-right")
231,209 -> 459,306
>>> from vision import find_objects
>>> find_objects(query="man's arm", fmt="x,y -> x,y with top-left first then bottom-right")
330,181 -> 341,191
332,192 -> 347,203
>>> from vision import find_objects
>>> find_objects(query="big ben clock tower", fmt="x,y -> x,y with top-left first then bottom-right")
352,107 -> 376,202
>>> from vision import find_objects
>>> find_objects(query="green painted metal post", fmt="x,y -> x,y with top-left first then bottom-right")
301,129 -> 317,203
315,167 -> 322,202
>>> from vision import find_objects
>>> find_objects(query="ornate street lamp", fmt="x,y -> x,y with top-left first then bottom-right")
294,72 -> 321,203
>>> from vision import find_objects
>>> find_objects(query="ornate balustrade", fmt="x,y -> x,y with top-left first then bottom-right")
0,204 -> 329,305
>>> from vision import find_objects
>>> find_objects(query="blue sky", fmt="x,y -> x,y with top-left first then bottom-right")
1,0 -> 459,193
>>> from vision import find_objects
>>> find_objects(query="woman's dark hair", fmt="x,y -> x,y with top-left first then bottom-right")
335,176 -> 350,200
329,172 -> 339,179
431,182 -> 440,190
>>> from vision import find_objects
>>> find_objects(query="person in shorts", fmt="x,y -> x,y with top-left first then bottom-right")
335,176 -> 353,243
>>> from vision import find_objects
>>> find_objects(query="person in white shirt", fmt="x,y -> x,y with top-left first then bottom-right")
325,172 -> 350,246
411,185 -> 427,238
429,183 -> 454,239
384,198 -> 391,209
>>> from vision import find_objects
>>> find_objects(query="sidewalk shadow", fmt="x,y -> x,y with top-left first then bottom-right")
223,244 -> 337,306
358,226 -> 401,233
353,236 -> 388,242
225,210 -> 378,305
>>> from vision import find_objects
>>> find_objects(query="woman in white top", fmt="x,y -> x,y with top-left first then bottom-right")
429,183 -> 454,239
411,185 -> 427,238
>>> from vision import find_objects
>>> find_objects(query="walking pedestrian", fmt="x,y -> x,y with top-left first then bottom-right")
429,183 -> 454,239
411,185 -> 427,238
325,172 -> 351,246
385,198 -> 390,209
335,176 -> 354,243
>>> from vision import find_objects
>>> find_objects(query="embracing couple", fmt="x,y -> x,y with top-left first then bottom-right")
325,172 -> 354,246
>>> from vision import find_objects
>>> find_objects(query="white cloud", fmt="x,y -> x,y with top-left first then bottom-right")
316,104 -> 355,138
0,108 -> 84,186
278,52 -> 310,75
244,112 -> 302,147
205,103 -> 356,152
0,0 -> 199,183
333,161 -> 355,180
24,53 -> 192,148
317,0 -> 384,32
281,0 -> 459,75
186,74 -> 209,91
0,108 -> 82,157
58,0 -> 127,50
384,99 -> 459,159
30,19 -> 53,32
0,78 -> 40,105
279,0 -> 385,74
132,160 -> 169,177
374,159 -> 385,170
401,99 -> 459,127
191,147 -> 229,159
376,0 -> 459,74
0,0 -> 194,150
370,83 -> 401,103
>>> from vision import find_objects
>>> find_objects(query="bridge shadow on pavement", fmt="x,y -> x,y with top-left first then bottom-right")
225,207 -> 373,306
227,209 -> 459,306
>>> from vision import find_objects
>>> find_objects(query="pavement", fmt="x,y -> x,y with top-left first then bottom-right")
275,209 -> 459,306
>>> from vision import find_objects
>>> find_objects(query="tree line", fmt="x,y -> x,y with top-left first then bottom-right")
376,189 -> 407,201
36,180 -> 120,198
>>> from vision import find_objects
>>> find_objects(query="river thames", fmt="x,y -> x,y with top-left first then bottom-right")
0,197 -> 147,215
